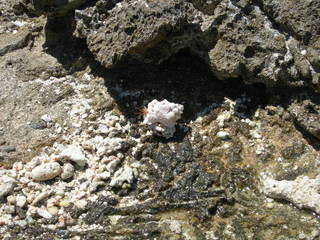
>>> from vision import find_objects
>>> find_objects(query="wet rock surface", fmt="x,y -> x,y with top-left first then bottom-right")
0,0 -> 320,239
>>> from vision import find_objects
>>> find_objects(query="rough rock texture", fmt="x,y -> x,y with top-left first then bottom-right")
73,0 -> 320,90
263,175 -> 320,214
1,0 -> 320,239
75,0 -> 210,68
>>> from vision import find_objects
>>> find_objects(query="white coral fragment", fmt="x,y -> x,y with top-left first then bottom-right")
59,145 -> 87,167
263,175 -> 320,214
143,99 -> 184,139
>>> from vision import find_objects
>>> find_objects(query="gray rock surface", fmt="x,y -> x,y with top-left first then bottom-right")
61,162 -> 74,180
288,100 -> 320,140
73,0 -> 320,90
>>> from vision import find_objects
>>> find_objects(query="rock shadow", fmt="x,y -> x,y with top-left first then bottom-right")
90,48 -> 269,125
42,13 -> 89,73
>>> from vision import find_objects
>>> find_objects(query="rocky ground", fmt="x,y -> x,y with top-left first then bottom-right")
0,0 -> 320,239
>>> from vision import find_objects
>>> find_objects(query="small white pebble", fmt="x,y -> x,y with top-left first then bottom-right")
217,131 -> 230,140
37,208 -> 52,219
16,196 -> 27,208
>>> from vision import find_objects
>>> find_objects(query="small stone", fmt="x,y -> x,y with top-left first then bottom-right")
59,145 -> 87,167
32,162 -> 62,181
16,220 -> 28,229
47,206 -> 59,215
37,208 -> 52,219
27,194 -> 35,204
30,119 -> 47,130
110,166 -> 136,188
106,158 -> 121,173
97,124 -> 109,134
31,191 -> 52,206
16,195 -> 27,208
98,171 -> 111,180
250,130 -> 262,139
89,181 -> 105,193
3,205 -> 15,214
61,163 -> 74,180
0,180 -> 16,199
27,157 -> 42,169
265,202 -> 275,209
59,198 -> 71,208
41,114 -> 52,122
7,195 -> 16,205
216,131 -> 230,140
74,199 -> 87,209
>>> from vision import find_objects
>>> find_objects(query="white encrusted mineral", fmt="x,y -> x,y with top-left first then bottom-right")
262,175 -> 320,214
143,99 -> 184,139
31,162 -> 62,181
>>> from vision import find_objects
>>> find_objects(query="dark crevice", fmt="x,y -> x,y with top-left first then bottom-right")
42,13 -> 90,72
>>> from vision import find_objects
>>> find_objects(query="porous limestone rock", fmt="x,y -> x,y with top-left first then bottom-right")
143,99 -> 184,139
74,0 -> 211,68
73,0 -> 320,90
263,175 -> 320,214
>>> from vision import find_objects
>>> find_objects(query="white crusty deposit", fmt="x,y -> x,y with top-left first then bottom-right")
262,175 -> 320,214
143,99 -> 184,139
